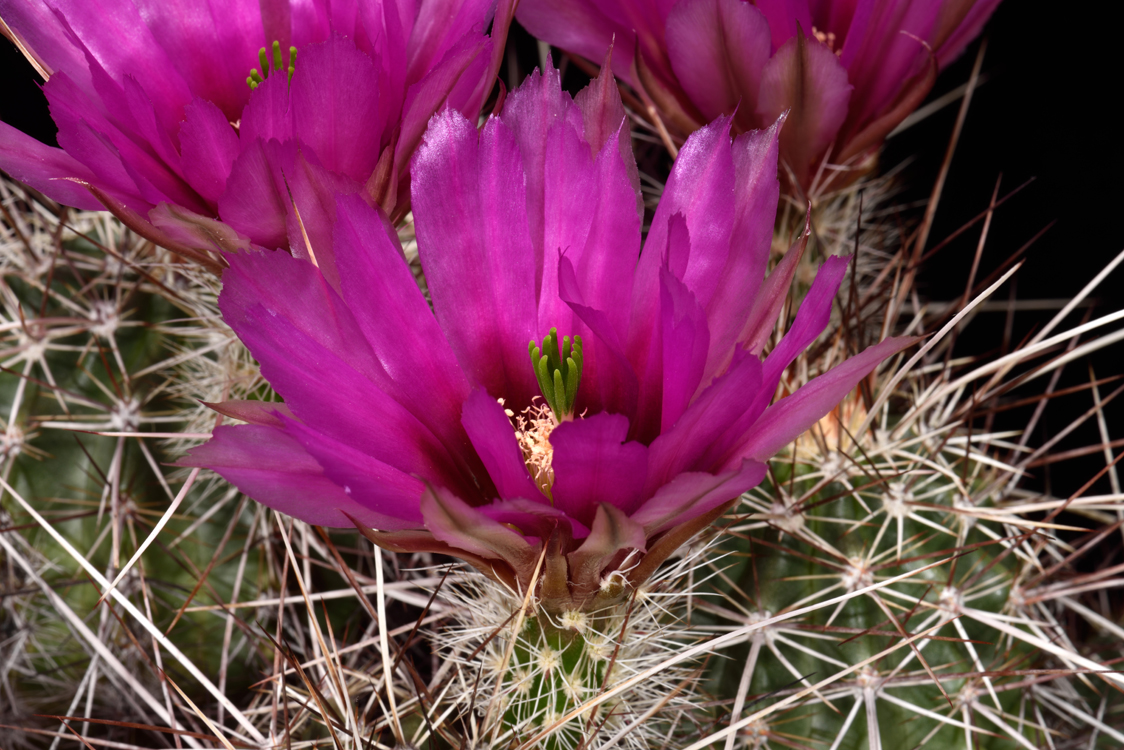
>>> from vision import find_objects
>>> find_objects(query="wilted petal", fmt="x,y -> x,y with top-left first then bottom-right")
631,460 -> 767,536
568,503 -> 647,598
757,30 -> 852,187
182,424 -> 407,529
666,0 -> 771,132
412,110 -> 539,408
727,335 -> 917,466
205,400 -> 294,428
461,388 -> 543,503
420,483 -> 540,565
550,413 -> 649,525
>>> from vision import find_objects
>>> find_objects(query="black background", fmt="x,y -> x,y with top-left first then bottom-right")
2,3 -> 1121,498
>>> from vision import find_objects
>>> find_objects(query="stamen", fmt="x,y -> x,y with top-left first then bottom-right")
528,327 -> 583,421
247,41 -> 298,90
501,397 -> 557,500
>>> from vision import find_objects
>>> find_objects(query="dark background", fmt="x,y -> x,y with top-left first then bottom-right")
2,3 -> 1121,498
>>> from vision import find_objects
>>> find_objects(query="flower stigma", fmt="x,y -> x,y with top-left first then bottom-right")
247,41 -> 297,89
528,327 -> 583,421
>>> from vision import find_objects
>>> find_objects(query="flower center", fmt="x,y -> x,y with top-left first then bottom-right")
528,327 -> 583,422
246,41 -> 297,90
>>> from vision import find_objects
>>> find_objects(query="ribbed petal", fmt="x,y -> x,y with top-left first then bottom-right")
460,388 -> 543,503
729,336 -> 917,466
412,110 -> 539,409
659,267 -> 709,434
179,98 -> 239,206
630,459 -> 766,537
290,35 -> 383,183
700,117 -> 782,387
550,413 -> 649,525
0,121 -> 102,209
666,0 -> 771,131
757,30 -> 851,187
502,64 -> 584,284
182,424 -> 406,529
419,483 -> 540,565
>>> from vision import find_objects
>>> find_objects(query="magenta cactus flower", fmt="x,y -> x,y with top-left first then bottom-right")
516,0 -> 999,195
0,0 -> 513,279
183,63 -> 913,611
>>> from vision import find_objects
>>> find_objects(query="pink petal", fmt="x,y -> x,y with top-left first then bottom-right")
700,117 -> 782,386
179,98 -> 239,206
0,121 -> 102,210
756,30 -> 851,188
666,0 -> 771,131
729,336 -> 917,466
550,413 -> 649,525
411,110 -> 539,409
659,267 -> 710,434
290,35 -> 384,184
631,460 -> 766,536
460,388 -> 544,503
181,424 -> 411,529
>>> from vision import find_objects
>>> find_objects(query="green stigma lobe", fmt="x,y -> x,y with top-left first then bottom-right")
529,328 -> 583,420
247,41 -> 298,90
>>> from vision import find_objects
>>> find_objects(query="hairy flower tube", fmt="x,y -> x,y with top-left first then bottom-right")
0,0 -> 513,279
182,62 -> 914,613
517,0 -> 999,195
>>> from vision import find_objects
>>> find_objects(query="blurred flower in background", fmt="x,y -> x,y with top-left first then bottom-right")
0,0 -> 514,281
516,0 -> 999,196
